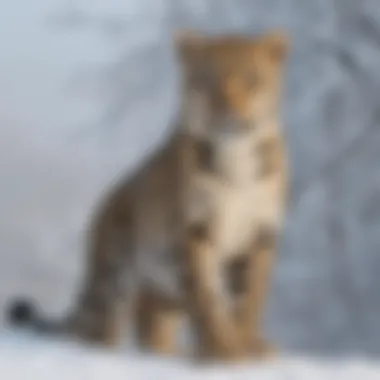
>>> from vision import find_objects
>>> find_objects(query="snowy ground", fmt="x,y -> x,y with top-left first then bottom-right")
0,330 -> 380,380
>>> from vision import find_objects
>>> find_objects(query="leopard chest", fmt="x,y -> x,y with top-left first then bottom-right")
212,182 -> 258,260
188,175 -> 270,260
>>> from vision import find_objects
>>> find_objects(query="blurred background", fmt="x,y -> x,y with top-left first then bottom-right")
1,0 -> 380,359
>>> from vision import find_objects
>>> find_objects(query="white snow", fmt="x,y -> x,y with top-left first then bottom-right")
0,330 -> 379,380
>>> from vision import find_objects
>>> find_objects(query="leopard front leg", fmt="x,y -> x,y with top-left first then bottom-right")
233,226 -> 278,359
183,224 -> 248,362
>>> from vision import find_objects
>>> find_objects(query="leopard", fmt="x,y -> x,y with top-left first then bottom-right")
7,30 -> 290,363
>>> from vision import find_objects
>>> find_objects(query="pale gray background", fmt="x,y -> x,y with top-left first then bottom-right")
1,0 -> 380,357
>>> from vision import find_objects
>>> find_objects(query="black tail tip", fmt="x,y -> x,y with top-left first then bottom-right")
6,298 -> 37,327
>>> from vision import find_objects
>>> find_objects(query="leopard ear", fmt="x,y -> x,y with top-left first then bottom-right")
259,31 -> 290,62
174,30 -> 204,63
